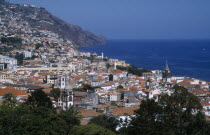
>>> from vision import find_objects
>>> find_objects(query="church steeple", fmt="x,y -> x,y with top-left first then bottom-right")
165,60 -> 170,71
162,60 -> 172,83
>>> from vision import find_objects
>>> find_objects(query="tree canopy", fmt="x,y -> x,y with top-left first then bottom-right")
89,115 -> 119,132
2,92 -> 16,106
117,65 -> 149,76
0,104 -> 81,135
122,85 -> 210,135
1,37 -> 22,44
49,88 -> 60,102
117,85 -> 124,89
0,90 -> 81,135
26,89 -> 52,109
72,124 -> 116,135
73,84 -> 95,92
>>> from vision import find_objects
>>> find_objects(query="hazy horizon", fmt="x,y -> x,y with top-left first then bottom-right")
7,0 -> 210,40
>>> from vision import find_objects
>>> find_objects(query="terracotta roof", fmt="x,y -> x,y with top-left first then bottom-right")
129,86 -> 138,91
201,103 -> 210,106
109,105 -> 139,116
108,92 -> 120,95
109,70 -> 123,74
93,104 -> 110,109
100,82 -> 113,87
95,71 -> 104,74
43,88 -> 52,93
0,86 -> 29,97
75,77 -> 83,81
139,84 -> 146,88
30,72 -> 36,76
178,80 -> 197,88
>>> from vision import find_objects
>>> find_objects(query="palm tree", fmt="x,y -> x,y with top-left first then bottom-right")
2,92 -> 16,105
66,105 -> 81,119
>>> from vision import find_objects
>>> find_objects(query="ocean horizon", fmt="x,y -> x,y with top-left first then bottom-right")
80,39 -> 210,82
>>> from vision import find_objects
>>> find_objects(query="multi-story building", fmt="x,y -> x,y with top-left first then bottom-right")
0,55 -> 17,70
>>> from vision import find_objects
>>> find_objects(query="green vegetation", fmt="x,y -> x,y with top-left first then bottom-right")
117,85 -> 124,89
86,55 -> 95,63
0,37 -> 23,54
0,105 -> 80,135
2,92 -> 16,106
106,63 -> 112,69
35,43 -> 44,50
89,115 -> 119,132
0,46 -> 13,54
0,86 -> 209,134
103,58 -> 108,61
1,37 -> 22,44
0,89 -> 81,134
49,60 -> 56,63
73,84 -> 95,92
49,88 -> 60,102
15,52 -> 24,65
117,65 -> 149,76
121,91 -> 125,100
72,124 -> 116,135
26,89 -> 53,109
0,89 -> 117,135
109,74 -> 113,81
73,88 -> 86,92
120,85 -> 210,135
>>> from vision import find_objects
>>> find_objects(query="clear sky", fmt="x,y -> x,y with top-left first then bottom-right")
7,0 -> 210,40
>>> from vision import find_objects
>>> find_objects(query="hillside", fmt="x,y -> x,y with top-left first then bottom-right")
0,0 -> 105,47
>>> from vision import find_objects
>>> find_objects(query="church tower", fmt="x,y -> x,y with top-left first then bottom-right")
162,61 -> 172,83
62,77 -> 74,110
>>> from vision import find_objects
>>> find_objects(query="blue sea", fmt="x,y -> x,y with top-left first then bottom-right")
80,40 -> 210,82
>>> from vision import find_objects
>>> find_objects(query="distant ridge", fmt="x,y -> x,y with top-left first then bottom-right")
0,0 -> 105,47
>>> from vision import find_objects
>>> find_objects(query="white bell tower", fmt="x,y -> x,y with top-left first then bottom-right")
101,52 -> 104,59
114,61 -> 117,70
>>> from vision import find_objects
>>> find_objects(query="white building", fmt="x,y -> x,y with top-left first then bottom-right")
0,55 -> 17,70
24,51 -> 32,58
107,92 -> 121,102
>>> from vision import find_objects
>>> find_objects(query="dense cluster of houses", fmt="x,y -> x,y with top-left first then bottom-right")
1,48 -> 210,123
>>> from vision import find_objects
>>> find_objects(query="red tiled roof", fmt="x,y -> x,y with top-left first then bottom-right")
0,86 -> 29,97
108,105 -> 139,116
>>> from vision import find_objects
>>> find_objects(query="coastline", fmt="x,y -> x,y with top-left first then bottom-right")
80,39 -> 210,82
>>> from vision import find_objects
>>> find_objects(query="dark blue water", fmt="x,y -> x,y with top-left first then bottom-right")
80,40 -> 210,81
